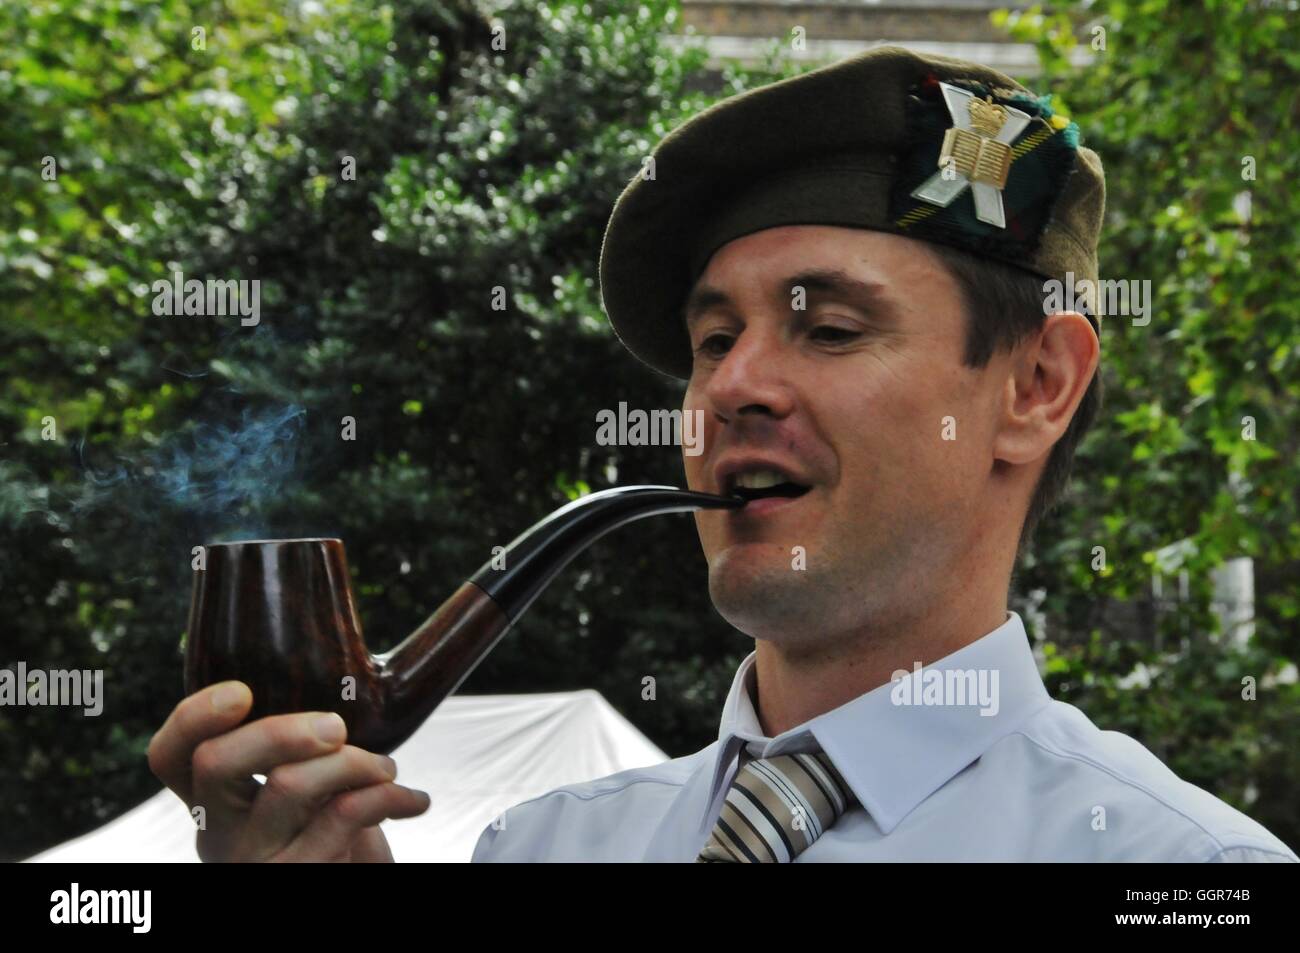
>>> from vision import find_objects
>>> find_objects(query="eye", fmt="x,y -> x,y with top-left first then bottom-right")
694,332 -> 735,358
809,325 -> 861,344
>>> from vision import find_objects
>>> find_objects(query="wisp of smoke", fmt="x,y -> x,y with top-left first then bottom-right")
76,405 -> 308,535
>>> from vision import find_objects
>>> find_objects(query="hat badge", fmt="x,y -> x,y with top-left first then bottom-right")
911,83 -> 1032,229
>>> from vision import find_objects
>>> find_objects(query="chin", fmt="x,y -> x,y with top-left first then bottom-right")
706,545 -> 822,638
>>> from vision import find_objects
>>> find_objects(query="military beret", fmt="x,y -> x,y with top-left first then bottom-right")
598,45 -> 1105,379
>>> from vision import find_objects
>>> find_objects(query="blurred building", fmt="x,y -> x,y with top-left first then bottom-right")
671,0 -> 1089,75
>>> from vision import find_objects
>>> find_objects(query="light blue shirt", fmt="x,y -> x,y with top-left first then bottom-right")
472,612 -> 1297,862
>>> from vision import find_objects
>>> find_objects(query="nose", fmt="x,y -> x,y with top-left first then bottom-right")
700,324 -> 796,426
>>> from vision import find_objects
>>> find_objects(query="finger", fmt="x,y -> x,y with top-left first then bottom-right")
190,710 -> 348,832
147,681 -> 254,803
348,827 -> 395,863
246,746 -> 398,850
274,784 -> 430,863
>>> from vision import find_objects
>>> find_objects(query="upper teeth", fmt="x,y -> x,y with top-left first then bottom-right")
733,469 -> 789,490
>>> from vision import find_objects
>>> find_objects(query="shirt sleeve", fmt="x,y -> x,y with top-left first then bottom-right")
470,822 -> 500,863
1205,845 -> 1298,863
467,795 -> 561,862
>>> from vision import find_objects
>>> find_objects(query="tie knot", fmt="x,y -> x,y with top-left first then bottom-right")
698,746 -> 858,863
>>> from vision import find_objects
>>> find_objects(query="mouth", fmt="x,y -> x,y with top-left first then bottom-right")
722,467 -> 812,512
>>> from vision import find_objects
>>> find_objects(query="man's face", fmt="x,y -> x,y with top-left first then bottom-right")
682,225 -> 1011,647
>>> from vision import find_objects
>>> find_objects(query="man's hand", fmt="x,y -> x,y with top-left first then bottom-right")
147,681 -> 431,862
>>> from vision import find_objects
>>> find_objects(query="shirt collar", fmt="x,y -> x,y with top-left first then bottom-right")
703,611 -> 1051,836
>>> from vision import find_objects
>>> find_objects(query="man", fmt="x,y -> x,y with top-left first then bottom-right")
149,46 -> 1296,862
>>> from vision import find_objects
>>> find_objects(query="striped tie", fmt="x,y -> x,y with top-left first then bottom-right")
697,747 -> 857,863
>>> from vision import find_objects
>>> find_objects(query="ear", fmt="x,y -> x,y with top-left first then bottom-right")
993,312 -> 1099,467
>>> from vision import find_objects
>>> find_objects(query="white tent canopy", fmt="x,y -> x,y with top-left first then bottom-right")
29,690 -> 667,863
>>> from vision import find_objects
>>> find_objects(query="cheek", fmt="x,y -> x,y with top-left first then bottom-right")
923,371 -> 993,491
681,389 -> 714,482
832,356 -> 982,494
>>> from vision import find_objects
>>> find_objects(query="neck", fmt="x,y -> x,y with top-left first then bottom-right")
751,582 -> 1011,737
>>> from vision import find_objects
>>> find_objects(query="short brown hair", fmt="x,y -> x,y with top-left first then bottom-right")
926,242 -> 1103,553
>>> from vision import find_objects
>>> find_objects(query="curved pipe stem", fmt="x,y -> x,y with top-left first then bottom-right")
467,485 -> 743,621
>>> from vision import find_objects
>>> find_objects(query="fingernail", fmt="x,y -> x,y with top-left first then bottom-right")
380,756 -> 398,779
314,712 -> 346,743
211,682 -> 250,714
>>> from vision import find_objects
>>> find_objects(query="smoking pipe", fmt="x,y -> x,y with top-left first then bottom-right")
184,485 -> 742,753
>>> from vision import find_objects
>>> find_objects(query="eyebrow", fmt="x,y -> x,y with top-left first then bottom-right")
682,268 -> 896,328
